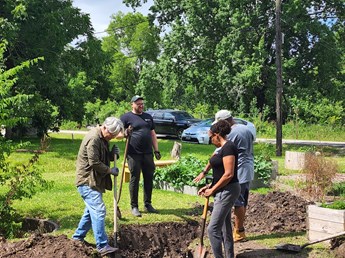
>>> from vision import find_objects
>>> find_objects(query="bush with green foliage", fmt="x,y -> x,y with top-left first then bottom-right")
254,155 -> 273,185
290,96 -> 344,127
0,41 -> 51,238
0,139 -> 51,238
153,155 -> 207,189
154,153 -> 274,188
321,200 -> 345,210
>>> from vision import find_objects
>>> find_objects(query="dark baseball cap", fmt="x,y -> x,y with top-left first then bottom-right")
131,95 -> 144,102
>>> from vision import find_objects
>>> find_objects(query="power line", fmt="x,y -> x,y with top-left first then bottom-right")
92,20 -> 149,35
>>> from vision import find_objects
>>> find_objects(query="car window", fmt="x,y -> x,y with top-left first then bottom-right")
164,113 -> 175,120
155,113 -> 164,119
172,112 -> 194,120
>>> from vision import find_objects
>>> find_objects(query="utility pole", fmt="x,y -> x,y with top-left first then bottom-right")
275,0 -> 283,156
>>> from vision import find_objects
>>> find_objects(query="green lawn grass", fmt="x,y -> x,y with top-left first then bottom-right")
6,132 -> 345,256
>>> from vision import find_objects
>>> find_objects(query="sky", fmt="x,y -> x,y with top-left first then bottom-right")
72,0 -> 151,38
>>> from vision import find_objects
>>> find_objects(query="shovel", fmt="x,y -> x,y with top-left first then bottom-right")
113,154 -> 119,248
276,230 -> 345,252
117,132 -> 131,204
194,197 -> 209,258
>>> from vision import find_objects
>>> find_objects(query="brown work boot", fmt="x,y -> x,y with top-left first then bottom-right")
233,228 -> 246,242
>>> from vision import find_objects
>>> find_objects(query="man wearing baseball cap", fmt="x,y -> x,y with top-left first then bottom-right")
195,109 -> 254,242
120,95 -> 161,217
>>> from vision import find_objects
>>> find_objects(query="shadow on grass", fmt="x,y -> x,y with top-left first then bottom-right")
240,232 -> 312,258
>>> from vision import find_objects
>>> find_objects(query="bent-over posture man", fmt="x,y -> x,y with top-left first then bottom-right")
72,117 -> 123,255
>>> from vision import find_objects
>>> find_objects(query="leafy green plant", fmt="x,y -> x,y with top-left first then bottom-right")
153,155 -> 207,189
0,139 -> 52,238
321,200 -> 345,210
254,155 -> 273,185
328,182 -> 345,197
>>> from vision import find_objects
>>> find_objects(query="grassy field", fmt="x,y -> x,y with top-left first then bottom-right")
5,131 -> 345,256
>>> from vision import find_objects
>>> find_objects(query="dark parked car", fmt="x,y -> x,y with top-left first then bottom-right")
146,109 -> 201,139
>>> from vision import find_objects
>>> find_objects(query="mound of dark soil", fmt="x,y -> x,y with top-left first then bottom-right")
246,191 -> 314,234
0,191 -> 338,258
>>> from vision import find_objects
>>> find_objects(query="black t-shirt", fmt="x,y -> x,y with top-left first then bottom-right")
209,141 -> 239,189
120,112 -> 155,154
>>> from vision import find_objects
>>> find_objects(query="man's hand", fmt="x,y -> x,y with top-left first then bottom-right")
125,125 -> 133,137
111,145 -> 120,159
110,167 -> 119,176
154,151 -> 161,160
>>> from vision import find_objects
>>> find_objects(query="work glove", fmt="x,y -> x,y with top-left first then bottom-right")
110,167 -> 119,176
110,145 -> 120,159
154,151 -> 161,160
125,126 -> 133,137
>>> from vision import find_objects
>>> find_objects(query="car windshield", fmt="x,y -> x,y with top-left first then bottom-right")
192,118 -> 214,126
172,112 -> 194,120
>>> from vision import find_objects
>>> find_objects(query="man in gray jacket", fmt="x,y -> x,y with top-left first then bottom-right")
72,117 -> 123,256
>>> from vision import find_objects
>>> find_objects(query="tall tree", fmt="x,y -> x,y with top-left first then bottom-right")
1,0 -> 94,136
102,12 -> 160,101
124,0 -> 344,119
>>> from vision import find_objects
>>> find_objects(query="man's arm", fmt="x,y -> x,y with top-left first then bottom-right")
151,130 -> 159,152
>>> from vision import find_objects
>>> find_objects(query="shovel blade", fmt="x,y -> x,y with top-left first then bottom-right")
276,243 -> 302,252
193,245 -> 207,258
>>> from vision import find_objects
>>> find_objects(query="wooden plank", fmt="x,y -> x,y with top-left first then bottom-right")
308,217 -> 345,233
308,230 -> 333,243
123,159 -> 178,182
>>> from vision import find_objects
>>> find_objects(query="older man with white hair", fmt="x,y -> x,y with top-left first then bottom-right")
72,117 -> 123,256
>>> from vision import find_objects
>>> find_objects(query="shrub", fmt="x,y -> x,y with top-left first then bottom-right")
0,139 -> 51,238
254,155 -> 273,185
302,153 -> 339,202
153,155 -> 207,189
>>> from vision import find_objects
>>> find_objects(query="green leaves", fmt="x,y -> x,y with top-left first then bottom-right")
254,155 -> 273,185
153,155 -> 207,189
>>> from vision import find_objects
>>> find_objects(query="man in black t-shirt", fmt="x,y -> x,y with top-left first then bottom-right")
120,95 -> 161,217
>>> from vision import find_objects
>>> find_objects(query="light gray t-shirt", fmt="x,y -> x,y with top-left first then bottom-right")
227,124 -> 254,183
215,124 -> 254,184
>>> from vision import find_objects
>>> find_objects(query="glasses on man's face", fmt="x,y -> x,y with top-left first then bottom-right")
135,102 -> 144,106
209,134 -> 215,141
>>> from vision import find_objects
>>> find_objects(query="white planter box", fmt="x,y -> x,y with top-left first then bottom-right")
307,204 -> 345,242
156,181 -> 198,196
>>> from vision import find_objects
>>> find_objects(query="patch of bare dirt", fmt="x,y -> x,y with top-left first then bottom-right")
0,191 -> 343,258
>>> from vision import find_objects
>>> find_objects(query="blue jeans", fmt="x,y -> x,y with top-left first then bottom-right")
72,185 -> 108,249
207,183 -> 240,258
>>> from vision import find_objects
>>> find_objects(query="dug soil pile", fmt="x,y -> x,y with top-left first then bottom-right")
0,191 -> 342,258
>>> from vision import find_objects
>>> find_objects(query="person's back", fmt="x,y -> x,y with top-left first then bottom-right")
227,124 -> 254,184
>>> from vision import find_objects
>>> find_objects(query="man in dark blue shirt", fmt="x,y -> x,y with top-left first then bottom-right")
120,95 -> 161,217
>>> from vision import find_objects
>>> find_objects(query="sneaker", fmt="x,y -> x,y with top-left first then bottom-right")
131,207 -> 142,217
145,204 -> 158,213
97,245 -> 119,256
233,229 -> 246,242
